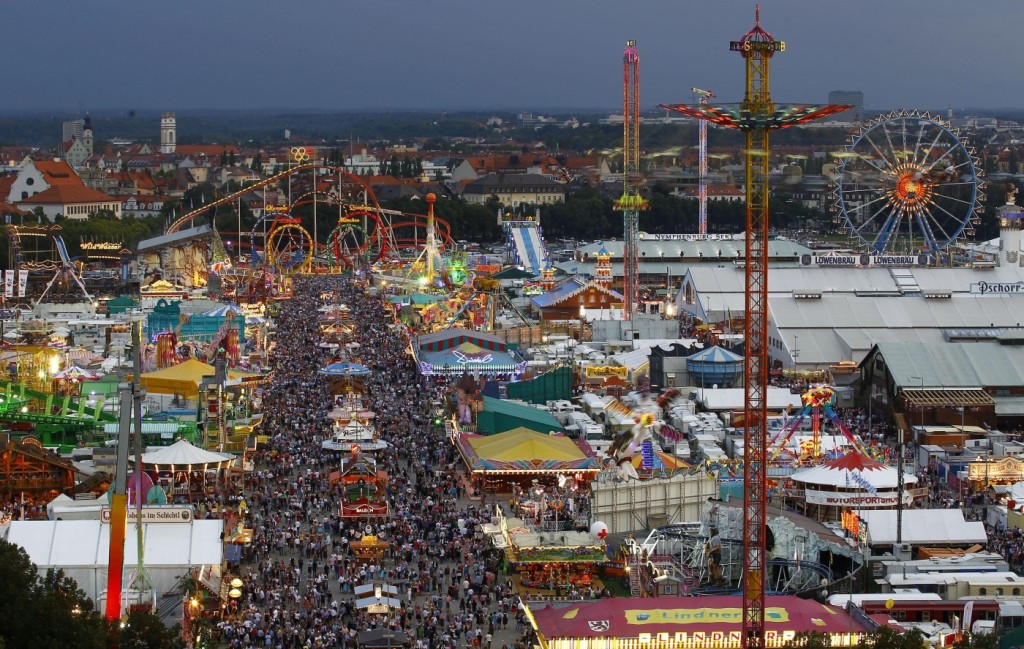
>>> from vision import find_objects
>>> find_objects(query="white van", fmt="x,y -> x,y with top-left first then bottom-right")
583,426 -> 612,457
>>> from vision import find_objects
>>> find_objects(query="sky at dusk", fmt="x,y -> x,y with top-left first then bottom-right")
7,1 -> 1020,113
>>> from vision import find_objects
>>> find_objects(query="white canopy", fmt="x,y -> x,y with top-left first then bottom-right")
140,439 -> 233,469
5,519 -> 223,603
859,509 -> 987,546
694,387 -> 802,411
791,452 -> 918,489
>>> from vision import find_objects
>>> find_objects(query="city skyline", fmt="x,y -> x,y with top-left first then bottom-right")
6,0 -> 1023,113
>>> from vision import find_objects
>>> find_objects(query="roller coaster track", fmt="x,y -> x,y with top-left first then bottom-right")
168,163 -> 383,234
0,381 -> 117,422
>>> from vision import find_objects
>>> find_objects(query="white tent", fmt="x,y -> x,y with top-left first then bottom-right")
47,494 -> 108,521
4,519 -> 223,604
694,387 -> 802,411
858,510 -> 987,546
140,439 -> 233,469
791,452 -> 918,490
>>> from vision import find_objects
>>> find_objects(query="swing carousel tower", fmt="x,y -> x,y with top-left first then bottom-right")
660,7 -> 849,649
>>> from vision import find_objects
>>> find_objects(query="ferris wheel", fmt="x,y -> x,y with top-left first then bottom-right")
833,110 -> 983,255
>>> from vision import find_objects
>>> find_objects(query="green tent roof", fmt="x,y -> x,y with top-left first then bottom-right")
475,395 -> 564,435
490,266 -> 537,280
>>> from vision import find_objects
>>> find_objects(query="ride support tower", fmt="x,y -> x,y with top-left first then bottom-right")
692,88 -> 714,235
614,40 -> 649,322
660,7 -> 849,649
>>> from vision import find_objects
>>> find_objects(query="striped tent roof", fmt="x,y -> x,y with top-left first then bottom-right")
687,345 -> 743,363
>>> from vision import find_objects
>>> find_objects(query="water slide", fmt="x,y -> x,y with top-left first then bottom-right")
54,235 -> 74,266
508,223 -> 548,274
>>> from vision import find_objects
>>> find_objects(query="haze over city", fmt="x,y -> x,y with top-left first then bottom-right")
7,0 -> 1022,113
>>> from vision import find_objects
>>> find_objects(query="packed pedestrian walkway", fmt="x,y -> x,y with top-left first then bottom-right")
211,275 -> 538,649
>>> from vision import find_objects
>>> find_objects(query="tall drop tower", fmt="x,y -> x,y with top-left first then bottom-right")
614,40 -> 648,321
692,88 -> 714,234
660,8 -> 849,649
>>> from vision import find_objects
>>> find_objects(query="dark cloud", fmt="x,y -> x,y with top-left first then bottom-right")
5,0 -> 1018,111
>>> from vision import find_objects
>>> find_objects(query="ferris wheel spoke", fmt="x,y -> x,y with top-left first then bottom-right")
913,210 -> 941,251
851,199 -> 896,236
926,202 -> 968,241
910,120 -> 931,166
847,194 -> 897,230
880,120 -> 905,170
861,130 -> 900,172
873,209 -> 903,252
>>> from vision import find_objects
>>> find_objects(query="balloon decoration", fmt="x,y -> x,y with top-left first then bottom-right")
590,520 -> 609,541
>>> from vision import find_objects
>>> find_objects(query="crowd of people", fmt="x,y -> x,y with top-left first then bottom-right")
209,275 -> 538,649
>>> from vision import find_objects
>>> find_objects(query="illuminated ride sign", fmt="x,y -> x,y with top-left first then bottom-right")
585,366 -> 629,379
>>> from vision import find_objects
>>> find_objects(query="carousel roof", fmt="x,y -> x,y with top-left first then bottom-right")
790,451 -> 918,489
140,439 -> 234,468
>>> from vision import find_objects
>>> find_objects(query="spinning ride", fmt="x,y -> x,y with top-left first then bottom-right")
833,111 -> 983,255
768,385 -> 867,465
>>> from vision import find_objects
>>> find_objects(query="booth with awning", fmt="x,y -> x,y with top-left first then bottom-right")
458,428 -> 600,477
415,328 -> 527,379
475,396 -> 564,435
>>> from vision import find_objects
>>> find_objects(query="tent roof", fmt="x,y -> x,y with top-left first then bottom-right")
790,452 -> 918,489
459,428 -> 600,473
480,396 -> 562,429
688,345 -> 743,363
490,266 -> 537,279
531,595 -> 863,640
468,427 -> 586,462
139,358 -> 215,397
5,519 -> 223,567
141,439 -> 233,468
859,509 -> 987,545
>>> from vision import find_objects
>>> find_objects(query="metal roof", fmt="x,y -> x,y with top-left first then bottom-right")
873,341 -> 1024,391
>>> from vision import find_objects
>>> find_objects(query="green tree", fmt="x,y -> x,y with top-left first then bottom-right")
228,150 -> 236,166
0,538 -> 109,649
118,610 -> 184,649
250,152 -> 263,173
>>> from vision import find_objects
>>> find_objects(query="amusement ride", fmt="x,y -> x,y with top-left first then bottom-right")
833,110 -> 984,255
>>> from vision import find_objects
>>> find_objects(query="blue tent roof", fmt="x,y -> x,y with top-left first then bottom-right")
319,362 -> 371,376
687,345 -> 743,363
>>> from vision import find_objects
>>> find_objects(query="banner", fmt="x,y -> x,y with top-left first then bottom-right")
585,366 -> 629,379
100,506 -> 194,524
805,489 -> 912,507
17,270 -> 27,297
4,271 -> 13,298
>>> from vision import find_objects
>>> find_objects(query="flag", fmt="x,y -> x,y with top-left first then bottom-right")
963,601 -> 974,634
4,271 -> 13,298
17,270 -> 27,297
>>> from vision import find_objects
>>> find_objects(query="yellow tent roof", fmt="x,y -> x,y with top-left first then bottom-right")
140,358 -> 215,397
468,427 -> 586,463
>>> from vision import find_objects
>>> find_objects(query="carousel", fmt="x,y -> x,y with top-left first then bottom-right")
138,439 -> 236,503
788,451 -> 921,522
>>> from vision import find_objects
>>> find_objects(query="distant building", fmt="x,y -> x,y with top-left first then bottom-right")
828,90 -> 863,122
63,114 -> 94,169
462,173 -> 565,207
160,112 -> 176,154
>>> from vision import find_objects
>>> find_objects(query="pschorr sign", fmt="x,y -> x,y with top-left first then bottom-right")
972,281 -> 1024,295
804,490 -> 912,507
100,506 -> 194,524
